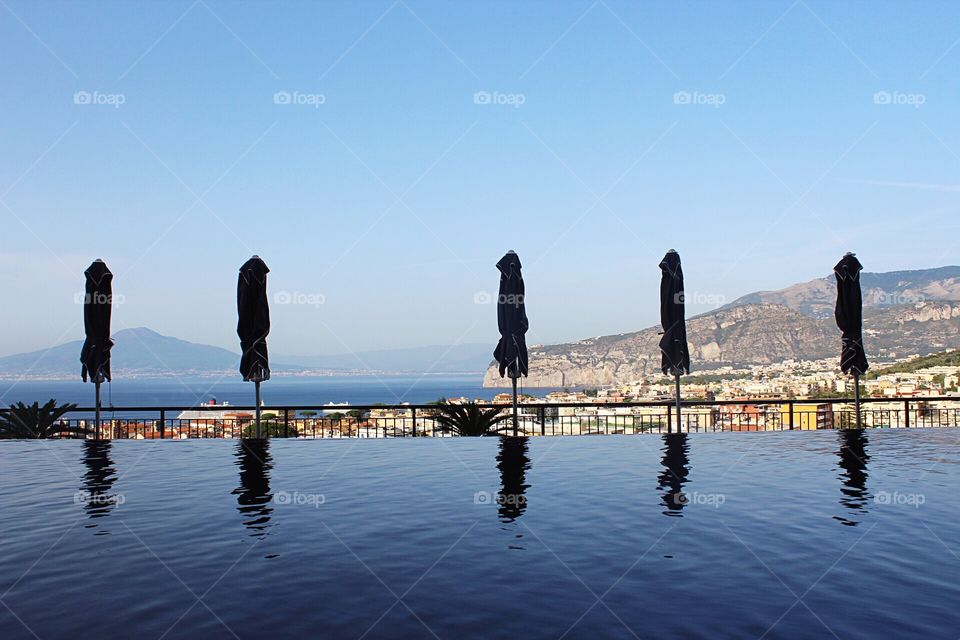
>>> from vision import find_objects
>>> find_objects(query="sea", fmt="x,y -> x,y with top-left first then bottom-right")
0,375 -> 559,412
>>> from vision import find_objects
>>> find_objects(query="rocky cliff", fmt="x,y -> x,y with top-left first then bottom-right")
725,266 -> 960,318
483,304 -> 833,387
484,265 -> 960,388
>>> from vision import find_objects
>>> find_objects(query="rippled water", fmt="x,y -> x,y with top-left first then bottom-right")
1,429 -> 958,639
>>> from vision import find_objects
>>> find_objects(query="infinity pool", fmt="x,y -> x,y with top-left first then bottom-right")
1,430 -> 958,639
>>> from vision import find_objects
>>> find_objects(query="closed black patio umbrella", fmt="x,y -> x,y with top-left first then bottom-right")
80,259 -> 114,439
237,255 -> 271,438
493,250 -> 528,436
659,250 -> 690,433
834,252 -> 868,428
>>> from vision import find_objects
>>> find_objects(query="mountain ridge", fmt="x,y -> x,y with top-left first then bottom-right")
0,329 -> 492,378
483,265 -> 960,387
483,300 -> 960,388
722,265 -> 960,318
4,266 -> 960,382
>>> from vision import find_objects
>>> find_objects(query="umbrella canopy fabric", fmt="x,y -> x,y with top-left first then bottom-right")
658,250 -> 690,376
80,259 -> 114,383
493,251 -> 529,378
834,253 -> 869,375
237,256 -> 271,383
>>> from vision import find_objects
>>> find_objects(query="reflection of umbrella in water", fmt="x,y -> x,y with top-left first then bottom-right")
80,440 -> 119,531
233,439 -> 273,537
834,429 -> 870,527
656,433 -> 690,516
497,436 -> 530,524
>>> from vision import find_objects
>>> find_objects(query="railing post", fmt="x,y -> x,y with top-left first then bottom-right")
666,404 -> 672,434
284,409 -> 290,438
538,407 -> 545,436
904,399 -> 910,428
411,407 -> 417,437
159,410 -> 165,439
788,402 -> 794,430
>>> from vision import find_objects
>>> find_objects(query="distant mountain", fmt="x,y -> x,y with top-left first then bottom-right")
483,266 -> 960,387
484,304 -> 836,388
7,266 -> 960,383
0,328 -> 241,378
725,266 -> 960,318
0,328 -> 493,379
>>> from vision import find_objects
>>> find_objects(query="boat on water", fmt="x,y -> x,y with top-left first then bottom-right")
322,401 -> 350,414
176,398 -> 257,421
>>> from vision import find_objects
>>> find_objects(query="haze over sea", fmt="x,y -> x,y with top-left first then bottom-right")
0,375 -> 558,413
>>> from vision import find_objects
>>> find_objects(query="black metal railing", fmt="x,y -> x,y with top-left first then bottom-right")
44,396 -> 960,439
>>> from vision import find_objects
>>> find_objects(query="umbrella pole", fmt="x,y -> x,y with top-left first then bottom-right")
255,380 -> 262,439
675,373 -> 682,434
853,372 -> 861,429
95,379 -> 101,440
512,375 -> 518,437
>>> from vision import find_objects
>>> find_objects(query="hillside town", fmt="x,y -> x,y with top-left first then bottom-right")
128,351 -> 960,439
528,352 -> 960,404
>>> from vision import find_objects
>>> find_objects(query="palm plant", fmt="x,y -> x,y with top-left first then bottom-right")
0,400 -> 84,439
241,420 -> 299,438
433,402 -> 511,436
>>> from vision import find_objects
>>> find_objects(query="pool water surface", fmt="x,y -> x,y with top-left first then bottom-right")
1,429 -> 958,639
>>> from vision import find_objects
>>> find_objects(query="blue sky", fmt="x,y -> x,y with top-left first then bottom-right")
1,0 -> 959,358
